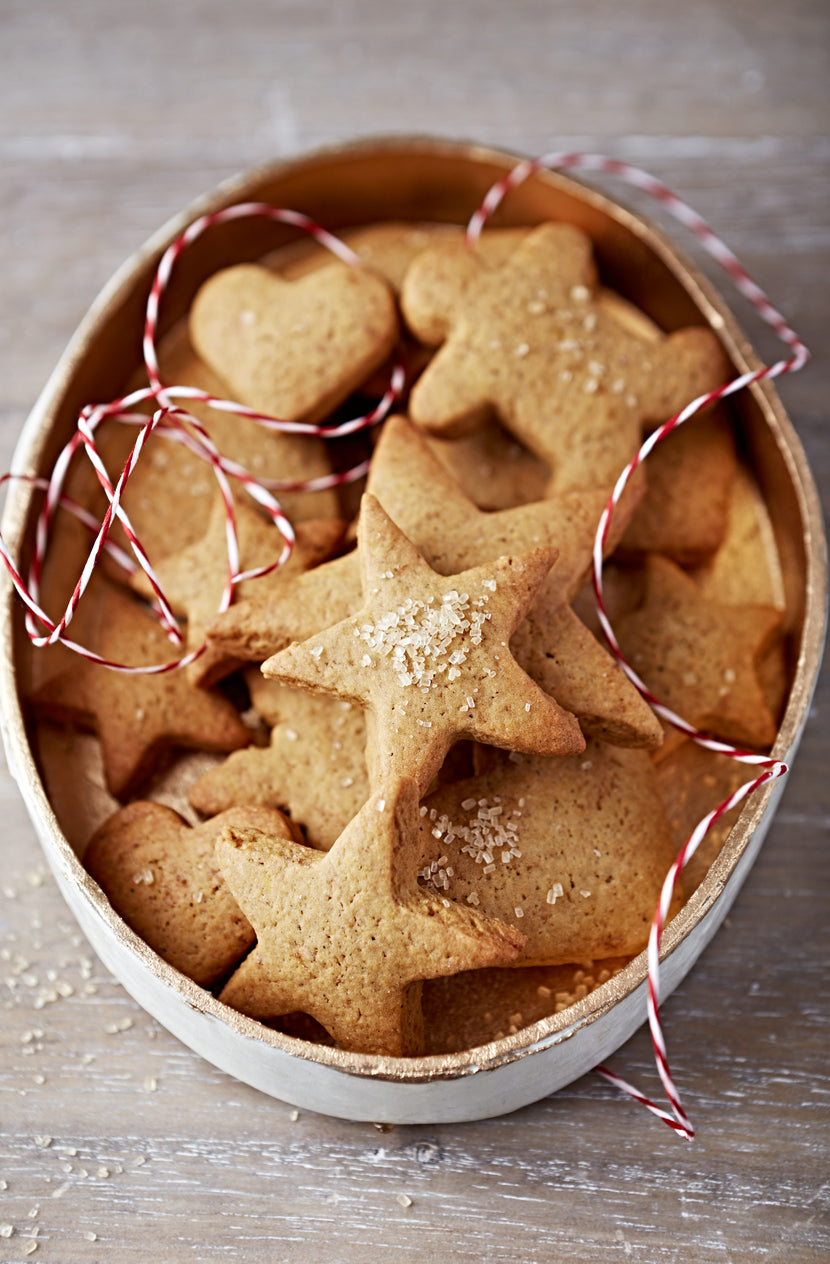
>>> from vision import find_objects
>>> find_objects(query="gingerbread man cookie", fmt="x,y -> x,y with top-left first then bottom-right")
401,222 -> 728,491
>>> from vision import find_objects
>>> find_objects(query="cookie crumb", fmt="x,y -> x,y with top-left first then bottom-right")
104,1018 -> 133,1034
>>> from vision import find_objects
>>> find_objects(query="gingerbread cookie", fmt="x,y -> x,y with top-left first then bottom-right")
29,582 -> 250,797
366,417 -> 659,747
423,279 -> 664,513
417,741 -> 678,966
208,549 -> 360,665
692,463 -> 787,613
401,222 -> 728,491
216,778 -> 525,1055
616,554 -> 783,754
653,738 -> 749,897
298,225 -> 664,515
129,493 -> 344,687
262,494 -> 585,794
210,417 -> 660,748
618,407 -> 738,565
97,320 -> 342,577
422,958 -> 628,1053
425,419 -> 552,513
85,802 -> 301,985
189,692 -> 368,851
190,261 -> 399,426
509,593 -> 661,749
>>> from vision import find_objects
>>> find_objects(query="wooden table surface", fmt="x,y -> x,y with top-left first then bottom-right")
1,2 -> 828,1260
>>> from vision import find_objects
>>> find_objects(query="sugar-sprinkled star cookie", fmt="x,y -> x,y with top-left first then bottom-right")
84,801 -> 298,986
129,493 -> 344,687
190,261 -> 399,425
417,741 -> 679,967
29,584 -> 250,798
616,555 -> 783,754
402,222 -> 728,491
261,494 -> 585,793
209,416 -> 661,748
216,779 -> 525,1055
366,417 -> 660,747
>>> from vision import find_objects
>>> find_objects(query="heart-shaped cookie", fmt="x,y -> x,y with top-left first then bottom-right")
190,261 -> 399,424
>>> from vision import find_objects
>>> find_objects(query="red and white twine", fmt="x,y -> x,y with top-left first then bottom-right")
468,152 -> 808,1140
2,205 -> 404,671
0,155 -> 810,1138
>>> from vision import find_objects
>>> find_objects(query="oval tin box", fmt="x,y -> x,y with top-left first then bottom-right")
0,138 -> 825,1123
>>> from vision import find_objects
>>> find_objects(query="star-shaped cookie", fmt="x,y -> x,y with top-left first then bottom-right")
28,583 -> 250,797
209,416 -> 661,748
616,555 -> 783,754
129,493 -> 344,687
617,406 -> 738,566
216,778 -> 525,1055
189,692 -> 368,851
84,801 -> 298,986
416,741 -> 679,967
401,222 -> 728,491
261,494 -> 585,793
